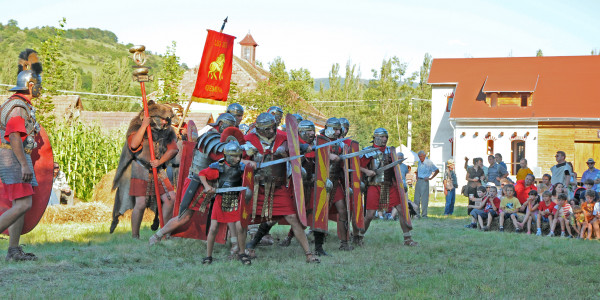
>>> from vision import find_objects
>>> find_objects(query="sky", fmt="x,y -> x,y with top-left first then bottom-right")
3,0 -> 600,79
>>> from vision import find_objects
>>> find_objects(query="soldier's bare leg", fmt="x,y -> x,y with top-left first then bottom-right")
1,196 -> 36,261
160,191 -> 175,227
227,223 -> 238,256
363,209 -> 377,233
0,196 -> 32,234
149,210 -> 194,245
396,204 -> 418,246
284,214 -> 319,263
334,200 -> 352,250
235,222 -> 251,265
205,220 -> 220,259
131,196 -> 147,238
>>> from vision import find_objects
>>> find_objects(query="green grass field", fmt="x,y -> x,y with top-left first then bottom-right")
2,195 -> 599,299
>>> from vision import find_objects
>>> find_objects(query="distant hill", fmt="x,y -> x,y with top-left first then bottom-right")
313,78 -> 370,91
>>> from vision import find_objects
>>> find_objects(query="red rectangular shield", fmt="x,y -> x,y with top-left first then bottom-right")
192,30 -> 235,103
285,114 -> 307,227
348,141 -> 364,230
342,146 -> 352,239
312,145 -> 330,232
391,151 -> 412,229
239,165 -> 255,229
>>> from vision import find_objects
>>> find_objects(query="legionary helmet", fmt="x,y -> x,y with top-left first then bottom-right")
323,117 -> 341,139
267,106 -> 284,125
373,127 -> 389,147
166,103 -> 184,126
226,103 -> 244,117
223,141 -> 243,166
255,113 -> 277,139
292,113 -> 304,123
297,120 -> 315,143
11,49 -> 43,98
210,113 -> 237,133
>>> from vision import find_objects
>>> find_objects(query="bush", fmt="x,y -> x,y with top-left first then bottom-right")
48,120 -> 125,201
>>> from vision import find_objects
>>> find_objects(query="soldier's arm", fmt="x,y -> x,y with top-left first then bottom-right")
130,117 -> 151,150
5,107 -> 32,182
150,140 -> 178,168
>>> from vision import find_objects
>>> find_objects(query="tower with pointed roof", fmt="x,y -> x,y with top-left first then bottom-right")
239,32 -> 258,65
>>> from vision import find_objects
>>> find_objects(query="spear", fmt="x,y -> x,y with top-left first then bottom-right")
129,45 -> 164,227
176,17 -> 229,134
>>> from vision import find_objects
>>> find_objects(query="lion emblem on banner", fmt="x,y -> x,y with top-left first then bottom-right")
208,53 -> 226,80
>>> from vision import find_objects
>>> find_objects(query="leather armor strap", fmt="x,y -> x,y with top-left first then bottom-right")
378,184 -> 390,211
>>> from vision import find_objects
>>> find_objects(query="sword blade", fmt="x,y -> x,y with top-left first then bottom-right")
215,187 -> 248,193
338,147 -> 378,160
257,154 -> 304,169
375,158 -> 407,175
312,137 -> 351,150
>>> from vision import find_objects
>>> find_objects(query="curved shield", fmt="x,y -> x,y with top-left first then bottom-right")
0,126 -> 53,235
312,145 -> 330,233
239,164 -> 254,229
187,120 -> 198,142
391,151 -> 412,230
348,140 -> 364,230
285,114 -> 307,226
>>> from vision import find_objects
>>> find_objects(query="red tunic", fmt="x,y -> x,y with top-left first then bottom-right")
360,145 -> 401,210
1,114 -> 33,201
200,167 -> 242,224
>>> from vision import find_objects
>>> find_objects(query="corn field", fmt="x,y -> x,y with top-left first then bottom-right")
48,121 -> 125,201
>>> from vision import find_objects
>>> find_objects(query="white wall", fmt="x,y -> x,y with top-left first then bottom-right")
454,121 -> 538,187
429,85 -> 456,186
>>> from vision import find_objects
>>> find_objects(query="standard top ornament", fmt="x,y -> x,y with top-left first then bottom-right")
130,45 -> 152,82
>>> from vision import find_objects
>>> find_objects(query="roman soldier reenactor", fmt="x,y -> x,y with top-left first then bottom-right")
111,101 -> 178,238
242,113 -> 319,263
359,128 -> 417,246
0,49 -> 44,261
225,103 -> 244,127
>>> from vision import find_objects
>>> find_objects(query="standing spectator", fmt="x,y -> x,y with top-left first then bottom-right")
537,174 -> 552,194
495,153 -> 507,171
581,158 -> 600,192
414,151 -> 439,218
487,155 -> 508,186
515,174 -> 538,205
443,159 -> 458,216
51,163 -> 74,205
516,158 -> 534,181
465,157 -> 485,214
550,151 -> 572,187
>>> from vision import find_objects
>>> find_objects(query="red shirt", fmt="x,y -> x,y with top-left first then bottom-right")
538,201 -> 557,215
483,197 -> 501,212
514,179 -> 537,204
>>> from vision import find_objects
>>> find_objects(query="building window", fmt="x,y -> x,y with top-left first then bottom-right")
446,94 -> 454,112
511,140 -> 525,175
487,140 -> 494,155
490,93 -> 498,107
521,94 -> 527,107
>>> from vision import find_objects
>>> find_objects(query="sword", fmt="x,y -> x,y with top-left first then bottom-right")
311,137 -> 351,151
215,186 -> 247,193
338,148 -> 378,160
374,158 -> 407,175
256,154 -> 304,169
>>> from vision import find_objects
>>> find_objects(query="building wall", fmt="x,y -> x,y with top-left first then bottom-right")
429,85 -> 456,171
454,121 -> 538,187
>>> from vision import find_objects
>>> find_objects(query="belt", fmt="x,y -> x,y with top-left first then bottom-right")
0,143 -> 32,154
418,177 -> 427,180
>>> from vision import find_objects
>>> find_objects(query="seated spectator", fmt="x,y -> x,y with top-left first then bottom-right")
475,186 -> 500,231
537,174 -> 552,194
465,157 -> 485,214
552,194 -> 574,237
516,158 -> 534,181
465,186 -> 488,229
499,184 -> 521,232
579,190 -> 596,240
537,191 -> 557,236
517,190 -> 540,234
592,199 -> 600,239
551,183 -> 565,204
515,174 -> 538,205
50,163 -> 74,205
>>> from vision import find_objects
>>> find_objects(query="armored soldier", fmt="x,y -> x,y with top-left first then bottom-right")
243,113 -> 319,263
0,49 -> 43,261
267,106 -> 284,129
201,141 -> 252,265
111,101 -> 178,239
318,117 -> 353,251
225,103 -> 244,127
359,128 -> 417,246
339,117 -> 350,139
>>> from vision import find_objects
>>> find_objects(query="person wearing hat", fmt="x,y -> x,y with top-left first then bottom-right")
581,158 -> 600,192
515,158 -> 534,181
443,159 -> 458,215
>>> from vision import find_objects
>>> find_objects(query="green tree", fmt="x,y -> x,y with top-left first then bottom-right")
536,49 -> 544,57
154,41 -> 184,104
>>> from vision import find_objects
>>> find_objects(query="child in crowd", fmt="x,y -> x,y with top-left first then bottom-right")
537,191 -> 557,236
553,194 -> 574,237
551,183 -> 565,204
478,186 -> 500,231
465,186 -> 488,229
517,190 -> 540,234
537,174 -> 552,194
591,198 -> 600,239
573,207 -> 584,239
579,189 -> 596,240
499,184 -> 521,232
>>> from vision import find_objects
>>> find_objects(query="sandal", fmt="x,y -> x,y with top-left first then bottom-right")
149,234 -> 161,246
403,238 -> 418,247
245,248 -> 257,259
305,252 -> 321,264
202,256 -> 213,264
239,253 -> 252,265
6,246 -> 37,262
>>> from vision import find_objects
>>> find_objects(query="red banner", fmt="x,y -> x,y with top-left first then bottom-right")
192,30 -> 235,104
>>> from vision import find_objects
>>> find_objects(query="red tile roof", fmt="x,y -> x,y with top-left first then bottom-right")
239,33 -> 258,46
428,56 -> 600,119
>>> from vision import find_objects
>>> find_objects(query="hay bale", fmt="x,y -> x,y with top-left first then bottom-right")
92,169 -> 117,205
40,201 -> 157,224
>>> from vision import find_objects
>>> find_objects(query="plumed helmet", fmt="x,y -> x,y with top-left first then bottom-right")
10,70 -> 41,92
292,113 -> 303,122
11,49 -> 43,97
297,120 -> 315,132
255,113 -> 276,129
223,141 -> 243,157
226,103 -> 244,117
166,103 -> 184,125
373,127 -> 389,137
339,118 -> 350,130
325,117 -> 341,129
